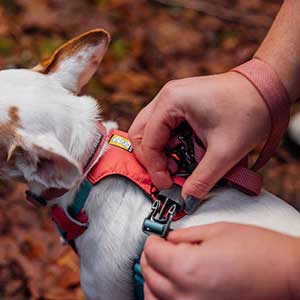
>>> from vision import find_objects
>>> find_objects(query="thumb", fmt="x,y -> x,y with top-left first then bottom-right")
182,147 -> 233,199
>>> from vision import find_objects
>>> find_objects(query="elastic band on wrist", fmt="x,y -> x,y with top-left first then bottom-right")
231,58 -> 291,170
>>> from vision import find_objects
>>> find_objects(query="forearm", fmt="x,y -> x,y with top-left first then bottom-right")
255,0 -> 300,102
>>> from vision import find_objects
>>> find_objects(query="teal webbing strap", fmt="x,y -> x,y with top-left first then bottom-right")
68,178 -> 94,217
133,261 -> 144,300
133,218 -> 168,300
53,178 -> 93,253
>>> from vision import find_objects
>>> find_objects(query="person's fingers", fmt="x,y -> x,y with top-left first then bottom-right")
141,99 -> 184,189
167,157 -> 179,175
142,236 -> 177,278
181,144 -> 238,199
128,106 -> 148,146
129,90 -> 164,164
129,103 -> 156,166
141,253 -> 175,300
167,222 -> 233,243
144,283 -> 160,300
143,236 -> 188,282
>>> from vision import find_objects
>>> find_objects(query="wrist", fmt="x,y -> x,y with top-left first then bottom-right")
253,0 -> 300,103
227,71 -> 271,141
231,58 -> 291,170
254,53 -> 300,103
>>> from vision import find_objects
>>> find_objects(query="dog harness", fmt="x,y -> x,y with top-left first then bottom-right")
48,126 -> 265,237
26,123 -> 264,240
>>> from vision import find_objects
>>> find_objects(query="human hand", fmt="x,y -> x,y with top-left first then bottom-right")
128,72 -> 270,199
141,222 -> 300,300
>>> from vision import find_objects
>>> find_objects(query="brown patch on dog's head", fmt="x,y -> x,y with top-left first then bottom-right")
0,106 -> 21,137
0,106 -> 22,161
8,106 -> 21,126
33,29 -> 110,74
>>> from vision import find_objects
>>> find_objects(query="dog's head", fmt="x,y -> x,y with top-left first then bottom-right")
0,29 -> 110,193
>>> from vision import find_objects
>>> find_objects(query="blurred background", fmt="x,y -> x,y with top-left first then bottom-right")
0,0 -> 299,299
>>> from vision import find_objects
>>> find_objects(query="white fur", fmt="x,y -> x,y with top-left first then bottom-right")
49,43 -> 108,93
1,31 -> 300,300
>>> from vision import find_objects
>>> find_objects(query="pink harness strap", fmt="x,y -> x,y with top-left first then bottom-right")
193,143 -> 262,195
51,205 -> 88,240
232,58 -> 291,170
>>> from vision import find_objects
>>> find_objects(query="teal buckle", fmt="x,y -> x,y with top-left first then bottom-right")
143,184 -> 184,238
142,198 -> 177,238
143,184 -> 185,237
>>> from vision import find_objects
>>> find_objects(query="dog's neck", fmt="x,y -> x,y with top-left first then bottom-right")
57,97 -> 101,168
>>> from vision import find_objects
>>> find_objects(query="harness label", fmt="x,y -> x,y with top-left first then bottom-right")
109,134 -> 133,152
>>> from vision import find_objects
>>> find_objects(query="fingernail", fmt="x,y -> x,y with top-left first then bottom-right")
184,195 -> 201,215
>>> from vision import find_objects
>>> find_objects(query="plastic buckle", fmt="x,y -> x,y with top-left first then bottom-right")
138,186 -> 185,298
167,134 -> 198,175
178,135 -> 197,171
143,184 -> 185,238
143,187 -> 183,239
142,200 -> 175,238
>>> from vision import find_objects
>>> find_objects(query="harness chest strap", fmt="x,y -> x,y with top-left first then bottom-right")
51,179 -> 92,241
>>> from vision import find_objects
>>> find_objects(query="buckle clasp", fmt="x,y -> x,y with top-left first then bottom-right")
143,200 -> 176,238
166,123 -> 198,175
143,184 -> 184,238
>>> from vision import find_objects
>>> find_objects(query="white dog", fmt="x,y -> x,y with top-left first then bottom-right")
1,29 -> 300,300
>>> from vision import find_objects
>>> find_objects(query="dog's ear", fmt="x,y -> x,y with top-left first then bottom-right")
33,29 -> 110,94
11,130 -> 82,189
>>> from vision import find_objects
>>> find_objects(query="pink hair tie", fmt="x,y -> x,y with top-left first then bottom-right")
232,58 -> 291,170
